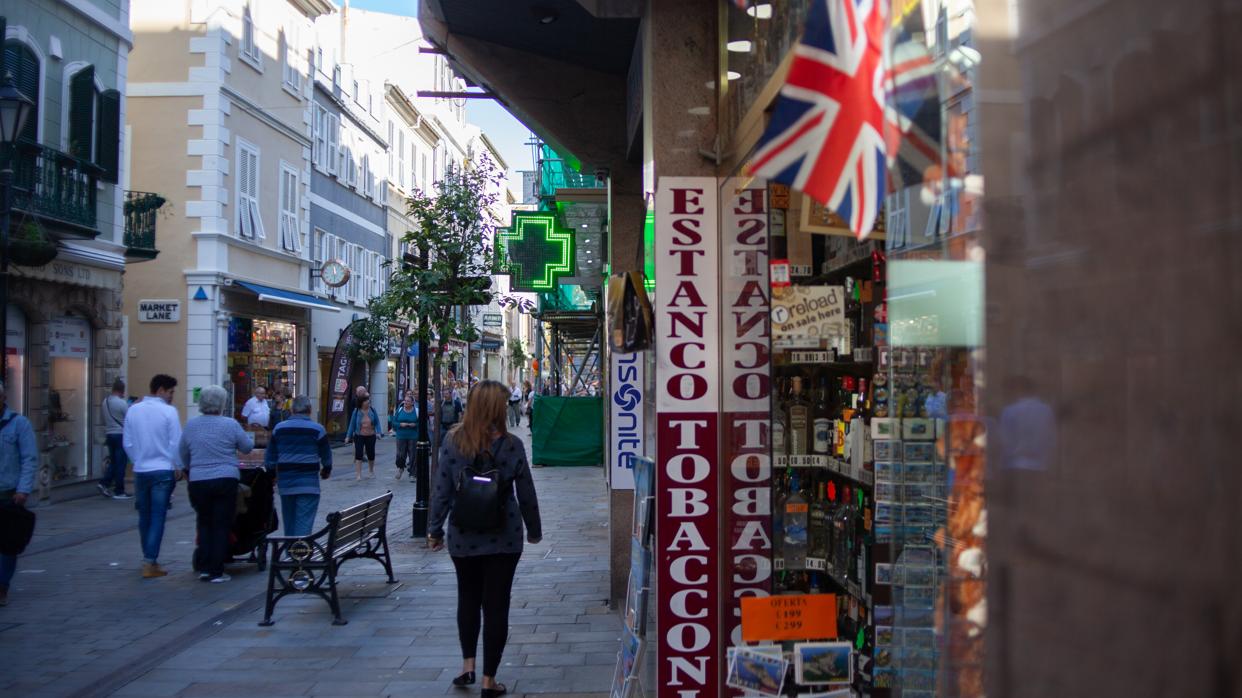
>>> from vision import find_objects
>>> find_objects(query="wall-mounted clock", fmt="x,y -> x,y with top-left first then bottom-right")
321,259 -> 351,288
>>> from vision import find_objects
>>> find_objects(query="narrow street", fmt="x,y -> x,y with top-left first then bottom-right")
0,428 -> 616,698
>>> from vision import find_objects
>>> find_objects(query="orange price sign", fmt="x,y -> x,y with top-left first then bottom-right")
740,594 -> 837,643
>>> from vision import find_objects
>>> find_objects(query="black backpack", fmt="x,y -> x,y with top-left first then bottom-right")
451,441 -> 508,532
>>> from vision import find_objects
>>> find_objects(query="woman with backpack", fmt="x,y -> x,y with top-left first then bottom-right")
428,380 -> 542,698
344,396 -> 381,480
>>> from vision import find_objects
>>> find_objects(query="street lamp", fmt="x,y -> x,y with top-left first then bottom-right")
0,72 -> 34,383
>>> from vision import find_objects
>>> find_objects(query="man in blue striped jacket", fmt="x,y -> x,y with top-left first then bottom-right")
265,395 -> 332,536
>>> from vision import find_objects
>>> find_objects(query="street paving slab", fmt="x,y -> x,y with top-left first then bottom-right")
0,425 -> 616,697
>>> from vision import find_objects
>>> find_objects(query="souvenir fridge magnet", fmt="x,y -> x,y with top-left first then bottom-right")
793,641 -> 853,686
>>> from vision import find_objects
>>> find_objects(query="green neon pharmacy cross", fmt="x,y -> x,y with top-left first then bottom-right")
500,211 -> 576,292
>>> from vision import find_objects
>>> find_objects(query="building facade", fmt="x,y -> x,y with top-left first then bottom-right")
307,6 -> 389,431
126,0 -> 333,423
1,0 -> 145,500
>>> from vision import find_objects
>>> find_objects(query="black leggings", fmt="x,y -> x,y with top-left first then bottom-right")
451,552 -> 521,677
353,434 -> 376,461
188,477 -> 238,577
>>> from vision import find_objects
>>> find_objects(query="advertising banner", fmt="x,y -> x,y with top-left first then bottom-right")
655,177 -> 720,697
719,180 -> 774,669
326,321 -> 357,434
609,350 -> 644,490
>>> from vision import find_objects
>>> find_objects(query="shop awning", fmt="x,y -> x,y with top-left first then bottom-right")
232,281 -> 340,312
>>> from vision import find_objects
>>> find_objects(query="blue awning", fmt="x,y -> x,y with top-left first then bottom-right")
232,281 -> 339,312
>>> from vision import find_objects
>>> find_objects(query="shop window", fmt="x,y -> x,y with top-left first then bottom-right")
278,162 -> 301,253
3,37 -> 40,143
47,315 -> 91,484
4,304 -> 27,415
235,139 -> 264,240
228,318 -> 299,421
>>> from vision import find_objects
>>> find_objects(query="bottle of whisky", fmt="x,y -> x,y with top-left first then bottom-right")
809,480 -> 833,563
812,377 -> 833,454
771,377 -> 787,457
787,376 -> 811,455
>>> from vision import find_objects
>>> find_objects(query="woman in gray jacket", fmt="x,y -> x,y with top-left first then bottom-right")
178,385 -> 253,583
428,380 -> 542,698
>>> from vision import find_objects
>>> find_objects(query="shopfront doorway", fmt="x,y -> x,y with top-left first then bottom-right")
227,317 -> 300,422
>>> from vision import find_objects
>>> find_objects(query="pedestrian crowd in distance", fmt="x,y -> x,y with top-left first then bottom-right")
0,374 -> 542,697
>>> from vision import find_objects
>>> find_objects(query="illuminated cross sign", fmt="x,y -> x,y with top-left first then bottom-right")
498,211 -> 575,292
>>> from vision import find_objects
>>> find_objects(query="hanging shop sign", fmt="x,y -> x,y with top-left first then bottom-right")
609,350 -> 644,490
655,177 -> 720,697
498,211 -> 576,292
137,299 -> 181,323
720,179 -> 774,657
482,313 -> 503,328
771,285 -> 845,347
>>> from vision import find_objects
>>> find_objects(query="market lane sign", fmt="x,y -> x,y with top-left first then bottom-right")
138,299 -> 181,322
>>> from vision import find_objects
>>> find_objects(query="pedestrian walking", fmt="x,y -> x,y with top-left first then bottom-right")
506,380 -> 522,428
240,386 -> 270,429
439,386 -> 464,441
265,395 -> 332,536
345,396 -> 381,480
99,379 -> 132,499
178,385 -> 253,583
389,393 -> 420,481
0,380 -> 38,606
123,374 -> 183,579
428,380 -> 542,697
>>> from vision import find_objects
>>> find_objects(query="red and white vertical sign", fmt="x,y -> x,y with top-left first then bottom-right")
655,177 -> 720,697
719,181 -> 773,674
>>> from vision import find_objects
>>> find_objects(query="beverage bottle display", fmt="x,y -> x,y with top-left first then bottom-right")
809,481 -> 833,561
812,377 -> 832,454
833,485 -> 853,578
787,376 -> 811,455
771,378 -> 788,456
782,473 -> 809,570
773,468 -> 788,561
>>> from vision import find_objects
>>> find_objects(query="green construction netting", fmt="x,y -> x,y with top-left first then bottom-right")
530,396 -> 603,467
539,145 -> 594,199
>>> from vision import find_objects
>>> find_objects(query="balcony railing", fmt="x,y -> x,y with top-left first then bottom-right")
123,191 -> 164,261
1,140 -> 101,237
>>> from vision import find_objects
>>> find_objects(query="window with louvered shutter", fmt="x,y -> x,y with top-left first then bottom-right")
68,66 -> 95,160
96,89 -> 121,183
236,141 -> 263,240
3,40 -> 39,143
278,163 -> 301,253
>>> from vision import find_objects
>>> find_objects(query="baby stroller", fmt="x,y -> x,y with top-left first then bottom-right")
191,453 -> 279,573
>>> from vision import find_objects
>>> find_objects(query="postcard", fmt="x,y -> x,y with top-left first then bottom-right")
793,641 -> 852,686
725,647 -> 787,696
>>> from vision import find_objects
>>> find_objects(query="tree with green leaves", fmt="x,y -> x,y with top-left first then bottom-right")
373,155 -> 532,453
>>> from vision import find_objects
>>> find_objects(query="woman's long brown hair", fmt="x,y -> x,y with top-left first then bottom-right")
450,380 -> 508,459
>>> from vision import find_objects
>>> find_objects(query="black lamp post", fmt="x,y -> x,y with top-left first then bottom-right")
404,245 -> 432,539
0,72 -> 34,383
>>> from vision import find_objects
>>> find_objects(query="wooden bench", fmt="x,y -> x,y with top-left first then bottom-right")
259,491 -> 397,626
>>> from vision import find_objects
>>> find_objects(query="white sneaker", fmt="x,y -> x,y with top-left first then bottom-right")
198,573 -> 211,581
97,483 -> 111,498
209,574 -> 231,583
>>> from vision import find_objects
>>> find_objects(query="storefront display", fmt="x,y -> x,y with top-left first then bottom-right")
47,316 -> 92,484
5,304 -> 26,414
228,318 -> 300,422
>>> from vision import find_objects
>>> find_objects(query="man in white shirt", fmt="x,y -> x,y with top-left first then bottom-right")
99,379 -> 131,499
241,386 -> 270,429
508,381 -> 523,428
123,374 -> 183,579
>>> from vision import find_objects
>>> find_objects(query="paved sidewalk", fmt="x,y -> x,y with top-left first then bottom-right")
0,426 -> 618,697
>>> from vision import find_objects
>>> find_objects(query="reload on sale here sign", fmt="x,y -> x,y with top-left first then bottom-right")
770,285 -> 845,339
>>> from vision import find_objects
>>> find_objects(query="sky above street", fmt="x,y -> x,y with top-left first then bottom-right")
347,0 -> 537,198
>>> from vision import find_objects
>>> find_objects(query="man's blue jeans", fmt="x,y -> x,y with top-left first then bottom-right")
280,493 -> 320,536
100,433 -> 128,494
0,552 -> 16,588
134,470 -> 175,563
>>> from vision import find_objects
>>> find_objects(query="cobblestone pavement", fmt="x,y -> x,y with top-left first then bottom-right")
0,425 -> 617,697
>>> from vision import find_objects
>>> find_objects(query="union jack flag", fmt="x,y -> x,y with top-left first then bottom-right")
749,0 -> 889,239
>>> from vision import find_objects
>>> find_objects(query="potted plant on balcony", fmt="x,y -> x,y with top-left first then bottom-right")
7,216 -> 58,267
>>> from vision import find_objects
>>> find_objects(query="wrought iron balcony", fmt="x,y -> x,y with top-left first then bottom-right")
1,140 -> 101,238
123,191 -> 164,261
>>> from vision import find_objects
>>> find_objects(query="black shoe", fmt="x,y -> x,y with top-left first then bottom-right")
481,684 -> 507,697
451,671 -> 475,687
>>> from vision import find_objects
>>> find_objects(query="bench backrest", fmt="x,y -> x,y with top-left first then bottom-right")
327,491 -> 393,558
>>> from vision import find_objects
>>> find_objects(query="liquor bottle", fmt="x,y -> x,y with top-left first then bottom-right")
773,468 -> 787,562
786,376 -> 811,455
833,485 -> 853,579
809,481 -> 833,562
782,473 -> 809,570
812,377 -> 833,454
771,377 -> 788,457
